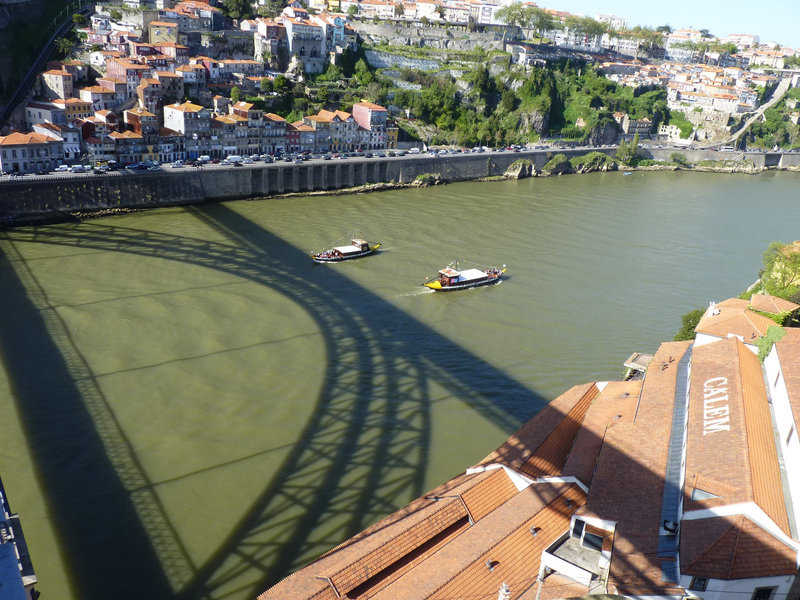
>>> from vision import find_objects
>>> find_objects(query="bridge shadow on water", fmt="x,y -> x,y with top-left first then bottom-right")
0,202 -> 547,600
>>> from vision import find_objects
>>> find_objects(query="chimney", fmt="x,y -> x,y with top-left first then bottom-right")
497,582 -> 510,600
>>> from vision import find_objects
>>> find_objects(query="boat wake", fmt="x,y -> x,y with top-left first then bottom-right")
396,288 -> 436,297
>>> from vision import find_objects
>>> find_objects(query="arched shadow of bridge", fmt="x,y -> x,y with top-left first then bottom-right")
0,203 -> 548,600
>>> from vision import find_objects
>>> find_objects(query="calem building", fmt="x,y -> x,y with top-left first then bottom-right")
259,329 -> 800,600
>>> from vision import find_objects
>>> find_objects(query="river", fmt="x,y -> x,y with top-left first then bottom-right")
0,170 -> 798,600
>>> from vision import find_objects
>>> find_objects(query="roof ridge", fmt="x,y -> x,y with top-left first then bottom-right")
727,514 -> 745,579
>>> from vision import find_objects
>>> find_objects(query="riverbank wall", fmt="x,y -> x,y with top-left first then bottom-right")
1,148 -> 798,223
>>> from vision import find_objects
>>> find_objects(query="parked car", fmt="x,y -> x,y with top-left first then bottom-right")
198,155 -> 211,163
93,165 -> 109,174
70,165 -> 86,173
171,160 -> 184,168
54,165 -> 70,172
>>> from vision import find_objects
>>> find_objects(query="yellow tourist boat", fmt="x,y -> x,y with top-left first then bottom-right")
423,263 -> 506,291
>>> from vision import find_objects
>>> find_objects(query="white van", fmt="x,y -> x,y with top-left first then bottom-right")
198,155 -> 211,163
409,148 -> 421,154
225,155 -> 243,164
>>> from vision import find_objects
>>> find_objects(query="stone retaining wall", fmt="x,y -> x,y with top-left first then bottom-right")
0,148 -> 796,222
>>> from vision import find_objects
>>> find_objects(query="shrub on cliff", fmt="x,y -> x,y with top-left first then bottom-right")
569,151 -> 617,172
543,153 -> 571,175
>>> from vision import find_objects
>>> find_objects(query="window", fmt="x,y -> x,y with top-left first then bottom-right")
571,519 -> 584,538
582,532 -> 604,551
689,577 -> 708,591
752,588 -> 776,600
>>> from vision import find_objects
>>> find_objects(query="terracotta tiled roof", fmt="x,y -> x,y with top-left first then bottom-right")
684,337 -> 790,535
775,328 -> 800,436
477,382 -> 599,474
562,380 -> 642,486
694,297 -> 778,342
371,483 -> 585,600
680,515 -> 796,578
579,341 -> 691,597
264,113 -> 286,122
354,101 -> 387,111
748,293 -> 800,315
0,132 -> 59,145
167,101 -> 204,112
522,573 -> 589,600
259,469 -> 496,600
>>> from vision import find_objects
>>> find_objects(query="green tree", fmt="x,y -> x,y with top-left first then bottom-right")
223,0 -> 251,19
656,24 -> 672,34
274,75 -> 290,94
317,86 -> 329,103
500,88 -> 517,112
347,4 -> 358,16
524,7 -> 557,41
230,85 -> 241,103
762,242 -> 800,299
54,37 -> 73,58
394,2 -> 404,16
496,3 -> 525,30
73,13 -> 87,27
670,152 -> 688,166
260,77 -> 273,93
673,308 -> 705,341
109,8 -> 122,20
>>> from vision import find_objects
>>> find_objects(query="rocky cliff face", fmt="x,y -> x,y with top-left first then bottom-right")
504,160 -> 536,179
353,21 -> 504,53
517,109 -> 549,136
585,121 -> 618,146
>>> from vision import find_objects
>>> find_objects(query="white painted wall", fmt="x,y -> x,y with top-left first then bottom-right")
764,346 -> 800,537
677,574 -> 794,600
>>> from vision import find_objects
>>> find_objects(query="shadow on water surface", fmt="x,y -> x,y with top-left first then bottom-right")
0,203 -> 547,600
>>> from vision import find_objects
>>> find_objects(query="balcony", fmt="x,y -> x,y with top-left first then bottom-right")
539,531 -> 609,594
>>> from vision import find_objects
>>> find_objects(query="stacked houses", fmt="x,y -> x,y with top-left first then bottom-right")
0,0 -> 404,173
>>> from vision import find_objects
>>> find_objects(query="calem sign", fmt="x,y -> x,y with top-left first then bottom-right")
703,376 -> 730,435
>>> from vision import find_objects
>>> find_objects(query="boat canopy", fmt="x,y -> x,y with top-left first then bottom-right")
334,245 -> 360,254
459,268 -> 488,280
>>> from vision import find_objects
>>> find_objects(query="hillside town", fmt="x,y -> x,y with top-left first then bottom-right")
0,0 -> 799,173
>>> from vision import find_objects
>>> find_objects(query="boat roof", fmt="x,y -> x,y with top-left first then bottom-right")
439,267 -> 459,277
352,238 -> 368,245
460,268 -> 488,280
334,245 -> 360,253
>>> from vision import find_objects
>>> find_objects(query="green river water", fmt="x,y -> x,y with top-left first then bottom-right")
0,170 -> 798,599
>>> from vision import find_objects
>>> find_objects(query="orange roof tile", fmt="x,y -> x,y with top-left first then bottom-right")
681,515 -> 796,578
684,338 -> 790,535
579,341 -> 691,597
561,380 -> 642,486
695,297 -> 778,342
748,293 -> 800,315
0,132 -> 59,145
477,382 -> 599,474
